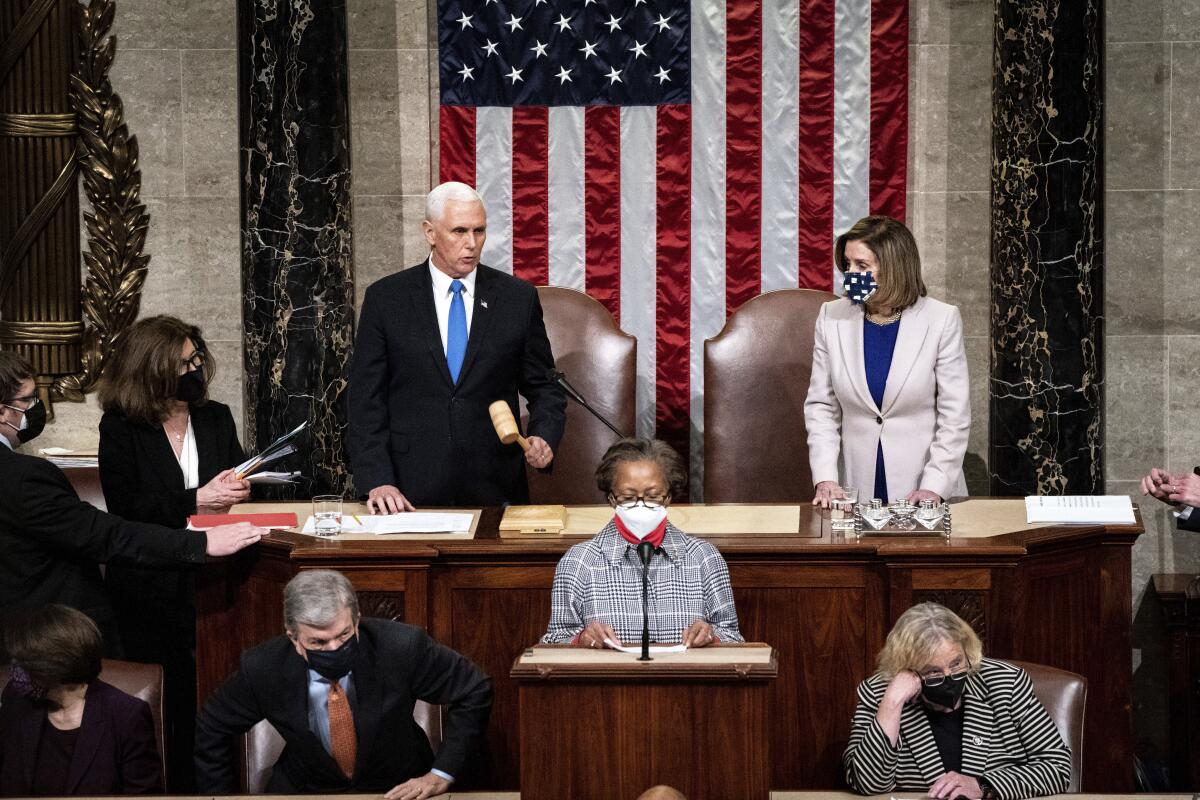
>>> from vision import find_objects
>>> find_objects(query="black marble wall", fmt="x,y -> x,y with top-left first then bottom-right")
990,0 -> 1104,495
238,0 -> 354,497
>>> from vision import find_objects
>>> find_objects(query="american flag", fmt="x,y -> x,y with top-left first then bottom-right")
437,0 -> 908,494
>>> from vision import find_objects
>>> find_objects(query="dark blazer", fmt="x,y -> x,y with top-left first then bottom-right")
0,679 -> 163,795
0,444 -> 208,661
99,401 -> 245,626
194,618 -> 492,794
347,262 -> 566,506
843,659 -> 1071,799
1179,510 -> 1200,532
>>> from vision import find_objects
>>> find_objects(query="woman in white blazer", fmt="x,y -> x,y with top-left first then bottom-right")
805,216 -> 969,507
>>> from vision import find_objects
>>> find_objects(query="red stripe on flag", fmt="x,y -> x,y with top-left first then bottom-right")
511,107 -> 549,285
584,106 -> 621,322
797,0 -> 835,290
439,105 -> 475,186
869,0 -> 908,221
725,0 -> 763,314
655,104 -> 692,471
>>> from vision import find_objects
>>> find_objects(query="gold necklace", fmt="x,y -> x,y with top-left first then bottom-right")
164,414 -> 189,443
866,310 -> 901,325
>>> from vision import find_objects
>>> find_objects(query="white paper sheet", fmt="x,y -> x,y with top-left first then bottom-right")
246,471 -> 300,484
300,512 -> 474,535
603,638 -> 688,655
1024,495 -> 1135,525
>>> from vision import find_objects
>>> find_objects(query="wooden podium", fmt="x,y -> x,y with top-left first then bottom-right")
511,644 -> 778,800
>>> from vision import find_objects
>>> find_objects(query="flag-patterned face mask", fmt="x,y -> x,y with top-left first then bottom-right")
843,271 -> 878,304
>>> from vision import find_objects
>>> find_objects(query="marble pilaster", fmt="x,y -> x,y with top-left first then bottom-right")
990,0 -> 1105,494
239,0 -> 355,497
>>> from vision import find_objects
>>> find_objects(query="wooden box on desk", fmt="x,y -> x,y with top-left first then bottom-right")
511,643 -> 777,800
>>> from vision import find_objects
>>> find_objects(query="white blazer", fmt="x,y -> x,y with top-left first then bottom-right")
804,295 -> 970,500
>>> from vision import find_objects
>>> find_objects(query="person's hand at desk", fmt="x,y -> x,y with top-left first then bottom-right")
367,484 -> 416,514
905,488 -> 942,505
812,480 -> 840,509
196,468 -> 251,514
384,770 -> 450,800
927,771 -> 982,800
204,522 -> 265,556
682,619 -> 717,648
576,619 -> 619,649
525,435 -> 554,469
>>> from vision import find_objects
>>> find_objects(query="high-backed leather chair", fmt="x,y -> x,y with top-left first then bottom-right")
520,286 -> 636,504
1009,660 -> 1086,791
241,701 -> 442,793
703,288 -> 836,502
0,659 -> 166,785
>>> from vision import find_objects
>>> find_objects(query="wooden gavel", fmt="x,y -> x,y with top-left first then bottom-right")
488,400 -> 530,451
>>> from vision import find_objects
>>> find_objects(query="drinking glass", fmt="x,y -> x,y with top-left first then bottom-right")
830,485 -> 859,531
312,495 -> 343,537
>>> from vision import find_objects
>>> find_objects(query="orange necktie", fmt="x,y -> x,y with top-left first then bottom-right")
327,681 -> 357,779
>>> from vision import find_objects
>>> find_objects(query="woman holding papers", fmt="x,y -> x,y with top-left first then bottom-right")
805,216 -> 970,507
843,603 -> 1070,799
541,438 -> 743,648
96,314 -> 249,790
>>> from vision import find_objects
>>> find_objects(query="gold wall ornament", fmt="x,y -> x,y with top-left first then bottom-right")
52,0 -> 150,403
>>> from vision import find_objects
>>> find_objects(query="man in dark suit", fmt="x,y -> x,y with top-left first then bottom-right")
347,181 -> 566,511
1141,465 -> 1200,532
0,351 -> 264,661
194,570 -> 492,798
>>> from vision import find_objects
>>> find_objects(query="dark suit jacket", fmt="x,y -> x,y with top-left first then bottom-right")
99,401 -> 245,629
194,618 -> 492,794
0,444 -> 208,660
0,679 -> 163,795
1179,508 -> 1200,532
347,262 -> 566,506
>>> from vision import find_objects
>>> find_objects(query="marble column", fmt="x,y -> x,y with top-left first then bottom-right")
238,0 -> 354,497
990,0 -> 1104,495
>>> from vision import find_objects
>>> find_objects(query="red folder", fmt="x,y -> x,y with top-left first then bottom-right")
187,513 -> 298,530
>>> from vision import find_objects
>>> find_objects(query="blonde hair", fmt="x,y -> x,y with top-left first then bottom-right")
875,602 -> 983,681
834,215 -> 927,312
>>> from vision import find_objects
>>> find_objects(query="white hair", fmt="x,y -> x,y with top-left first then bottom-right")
425,181 -> 484,222
283,570 -> 360,632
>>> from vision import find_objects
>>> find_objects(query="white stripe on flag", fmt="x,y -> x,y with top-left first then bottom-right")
547,106 -> 585,291
476,106 -> 513,274
689,0 -> 727,499
760,0 -> 801,292
619,106 -> 658,440
832,0 -> 871,290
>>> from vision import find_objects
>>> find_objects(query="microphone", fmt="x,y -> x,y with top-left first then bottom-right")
551,370 -> 628,439
636,541 -> 655,662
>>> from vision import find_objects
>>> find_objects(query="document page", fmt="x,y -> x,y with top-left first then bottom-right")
1024,495 -> 1135,525
300,512 -> 474,535
603,639 -> 688,655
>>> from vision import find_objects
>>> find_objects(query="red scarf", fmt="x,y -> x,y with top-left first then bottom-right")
613,514 -> 667,549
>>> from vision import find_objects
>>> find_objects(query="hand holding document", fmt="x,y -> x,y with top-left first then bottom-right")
300,512 -> 474,536
603,638 -> 688,655
1024,495 -> 1135,525
234,421 -> 307,480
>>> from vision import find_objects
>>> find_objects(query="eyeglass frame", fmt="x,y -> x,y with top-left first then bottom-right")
180,350 -> 207,372
608,492 -> 670,510
1,394 -> 41,414
918,657 -> 972,687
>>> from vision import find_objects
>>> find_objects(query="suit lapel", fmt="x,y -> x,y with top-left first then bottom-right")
456,265 -> 497,387
348,637 -> 383,778
900,701 -> 946,786
280,651 -> 344,779
834,304 -> 880,413
409,264 -> 455,388
880,297 -> 930,415
65,683 -> 104,793
192,405 -> 218,482
960,673 -> 994,776
147,421 -> 186,491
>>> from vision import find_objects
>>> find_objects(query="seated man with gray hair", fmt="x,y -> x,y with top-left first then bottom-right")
195,570 -> 491,799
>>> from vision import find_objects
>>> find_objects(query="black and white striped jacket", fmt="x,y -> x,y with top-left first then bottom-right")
843,659 -> 1071,799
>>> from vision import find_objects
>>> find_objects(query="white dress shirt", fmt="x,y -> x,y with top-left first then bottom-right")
428,259 -> 476,355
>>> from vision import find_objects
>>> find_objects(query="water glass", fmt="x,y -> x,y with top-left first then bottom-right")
312,495 -> 343,537
830,485 -> 859,531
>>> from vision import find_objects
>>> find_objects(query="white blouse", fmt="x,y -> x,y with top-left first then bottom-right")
174,419 -> 199,490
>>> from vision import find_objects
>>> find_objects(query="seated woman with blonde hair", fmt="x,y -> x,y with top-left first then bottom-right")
843,603 -> 1069,799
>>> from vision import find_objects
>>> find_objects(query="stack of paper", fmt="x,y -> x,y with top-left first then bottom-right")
300,512 -> 475,536
602,639 -> 688,655
234,422 -> 306,479
246,471 -> 301,485
39,447 -> 99,468
1024,495 -> 1136,525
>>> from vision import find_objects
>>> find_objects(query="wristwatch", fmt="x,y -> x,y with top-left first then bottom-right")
977,775 -> 999,800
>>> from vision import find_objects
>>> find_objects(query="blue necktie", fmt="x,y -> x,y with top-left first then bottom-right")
446,279 -> 467,383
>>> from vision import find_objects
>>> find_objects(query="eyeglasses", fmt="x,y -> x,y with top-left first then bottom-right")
181,351 -> 206,371
609,493 -> 669,509
2,395 -> 40,414
920,659 -> 971,687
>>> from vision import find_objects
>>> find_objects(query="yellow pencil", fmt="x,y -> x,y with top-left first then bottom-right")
351,514 -> 362,527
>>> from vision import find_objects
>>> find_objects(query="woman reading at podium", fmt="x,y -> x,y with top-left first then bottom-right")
843,603 -> 1070,799
541,438 -> 743,649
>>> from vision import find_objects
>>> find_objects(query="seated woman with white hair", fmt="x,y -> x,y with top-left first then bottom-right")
843,602 -> 1070,800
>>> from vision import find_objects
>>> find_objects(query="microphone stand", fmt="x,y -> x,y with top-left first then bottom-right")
552,370 -> 628,439
637,541 -> 654,661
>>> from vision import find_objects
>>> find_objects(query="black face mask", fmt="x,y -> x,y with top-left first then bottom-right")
921,674 -> 968,709
175,370 -> 206,403
304,634 -> 360,682
3,399 -> 46,444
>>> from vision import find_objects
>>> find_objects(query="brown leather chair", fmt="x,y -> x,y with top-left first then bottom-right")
0,658 -> 166,786
241,700 -> 442,793
63,465 -> 106,511
520,286 -> 636,504
1009,660 -> 1086,791
703,288 -> 836,503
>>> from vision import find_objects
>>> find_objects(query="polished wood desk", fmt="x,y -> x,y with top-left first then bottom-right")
195,501 -> 1142,792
